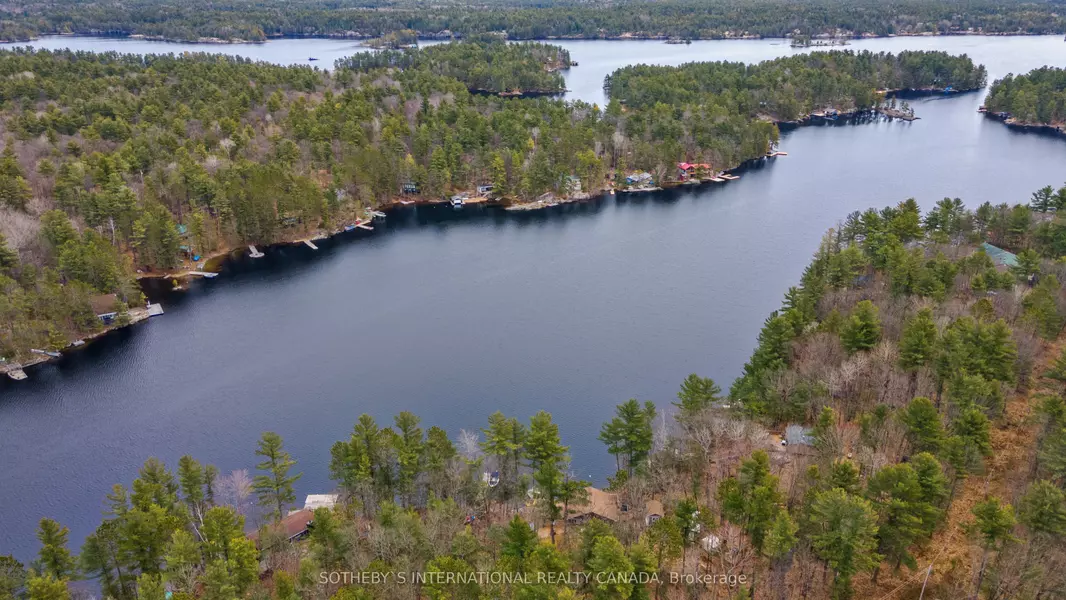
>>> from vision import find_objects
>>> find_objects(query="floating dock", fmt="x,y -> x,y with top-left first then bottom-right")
303,240 -> 319,250
356,223 -> 374,230
368,210 -> 387,218
187,271 -> 218,278
248,245 -> 265,258
7,367 -> 26,381
766,151 -> 788,157
147,303 -> 165,317
721,174 -> 740,181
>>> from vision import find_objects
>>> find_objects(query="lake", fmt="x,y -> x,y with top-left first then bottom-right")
1,34 -> 1065,562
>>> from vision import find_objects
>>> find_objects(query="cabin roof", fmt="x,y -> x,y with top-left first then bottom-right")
980,242 -> 1018,268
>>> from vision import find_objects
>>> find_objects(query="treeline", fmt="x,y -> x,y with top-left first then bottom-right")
3,0 -> 1066,42
5,186 -> 1066,600
336,37 -> 572,93
606,50 -> 987,121
985,66 -> 1066,126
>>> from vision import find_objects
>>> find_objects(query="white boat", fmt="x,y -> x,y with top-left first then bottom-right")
450,195 -> 465,207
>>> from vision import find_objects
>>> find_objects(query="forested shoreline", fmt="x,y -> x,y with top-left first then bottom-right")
0,45 -> 985,364
985,66 -> 1066,134
5,185 -> 1066,600
1,0 -> 1065,43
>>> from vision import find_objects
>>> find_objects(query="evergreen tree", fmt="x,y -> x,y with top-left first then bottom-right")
1018,480 -> 1066,539
807,489 -> 881,600
25,574 -> 68,600
899,397 -> 945,454
898,308 -> 937,371
968,497 -> 1017,600
673,374 -> 721,421
866,463 -> 940,574
252,432 -> 302,520
598,399 -> 657,476
841,300 -> 882,353
392,411 -> 425,507
0,555 -> 27,600
35,519 -> 76,581
717,451 -> 783,554
588,536 -> 635,600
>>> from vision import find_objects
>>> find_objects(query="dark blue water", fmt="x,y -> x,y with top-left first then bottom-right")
2,35 -> 1066,562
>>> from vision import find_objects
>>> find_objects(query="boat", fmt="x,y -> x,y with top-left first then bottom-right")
344,224 -> 357,232
450,195 -> 465,207
308,57 -> 319,61
368,210 -> 387,219
70,340 -> 85,347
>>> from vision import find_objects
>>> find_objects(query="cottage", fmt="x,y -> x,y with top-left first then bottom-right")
249,508 -> 314,547
566,487 -> 622,524
401,181 -> 420,194
677,162 -> 712,180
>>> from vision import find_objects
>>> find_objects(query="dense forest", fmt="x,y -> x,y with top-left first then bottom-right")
985,66 -> 1066,128
605,50 -> 986,120
1,0 -> 1065,42
5,185 -> 1066,600
0,45 -> 985,362
336,37 -> 572,94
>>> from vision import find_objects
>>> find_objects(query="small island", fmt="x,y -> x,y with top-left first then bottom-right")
362,29 -> 419,49
983,66 -> 1066,137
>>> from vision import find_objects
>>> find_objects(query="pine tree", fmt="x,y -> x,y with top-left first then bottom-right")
252,432 -> 301,520
673,374 -> 721,421
392,411 -> 424,507
0,232 -> 18,274
717,451 -> 783,554
899,397 -> 945,454
841,300 -> 882,353
35,519 -> 76,580
1030,185 -> 1055,212
866,463 -> 940,575
1018,480 -> 1066,539
968,497 -> 1017,600
599,399 -> 657,476
25,574 -> 68,600
899,308 -> 937,371
525,411 -> 568,544
807,489 -> 881,600
1043,347 -> 1066,394
588,536 -> 635,600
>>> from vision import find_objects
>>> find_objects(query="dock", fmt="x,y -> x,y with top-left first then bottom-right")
303,240 -> 319,251
766,151 -> 788,157
187,271 -> 218,278
7,367 -> 26,381
248,245 -> 265,258
356,222 -> 374,230
368,210 -> 387,218
147,303 -> 165,317
721,174 -> 740,181
705,176 -> 725,183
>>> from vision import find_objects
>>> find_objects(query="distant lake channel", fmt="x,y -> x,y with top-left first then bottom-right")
1,34 -> 1065,562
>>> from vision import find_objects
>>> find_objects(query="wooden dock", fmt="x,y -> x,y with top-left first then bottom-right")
187,271 -> 218,278
357,223 -> 374,230
7,367 -> 26,381
248,245 -> 265,258
303,240 -> 319,250
147,303 -> 165,317
721,174 -> 740,181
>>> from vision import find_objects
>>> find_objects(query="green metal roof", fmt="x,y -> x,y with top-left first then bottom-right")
980,242 -> 1018,267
